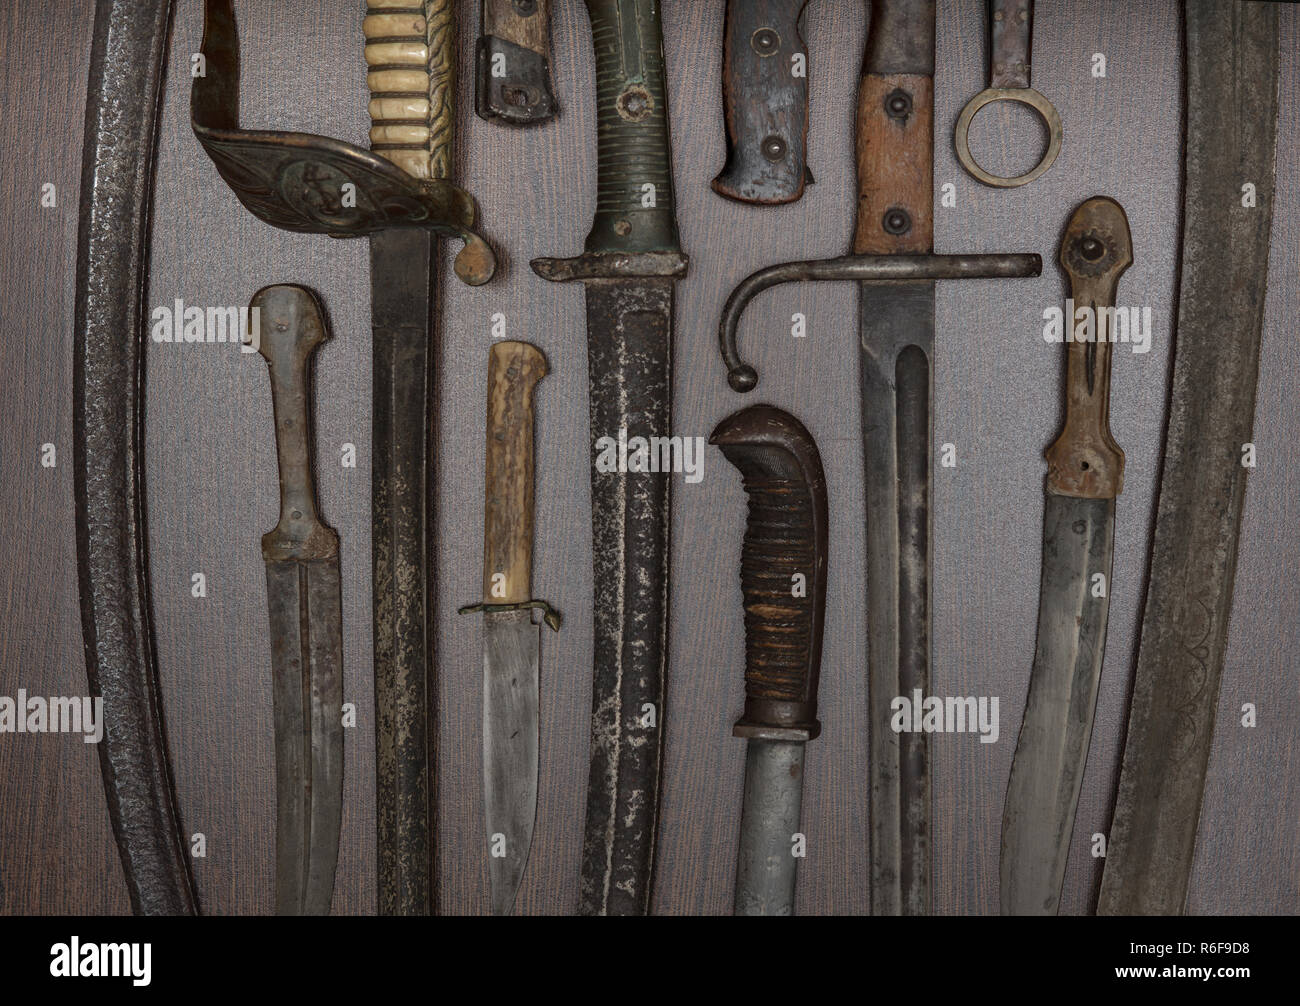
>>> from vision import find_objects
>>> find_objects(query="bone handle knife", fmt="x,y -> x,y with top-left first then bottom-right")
712,0 -> 812,205
477,0 -> 558,125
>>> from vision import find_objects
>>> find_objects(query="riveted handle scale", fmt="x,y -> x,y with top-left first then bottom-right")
482,341 -> 548,604
712,405 -> 828,741
476,0 -> 558,124
582,0 -> 682,255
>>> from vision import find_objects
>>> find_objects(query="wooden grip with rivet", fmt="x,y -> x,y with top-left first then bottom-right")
482,341 -> 548,604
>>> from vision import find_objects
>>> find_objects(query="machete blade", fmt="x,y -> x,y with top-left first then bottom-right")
483,609 -> 541,915
1001,495 -> 1114,915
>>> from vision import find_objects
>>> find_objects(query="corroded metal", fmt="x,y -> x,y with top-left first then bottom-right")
73,0 -> 197,917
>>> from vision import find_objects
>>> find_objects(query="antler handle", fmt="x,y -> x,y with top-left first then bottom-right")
712,405 -> 828,742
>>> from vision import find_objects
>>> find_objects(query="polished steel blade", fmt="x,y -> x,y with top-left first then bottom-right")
266,557 -> 344,916
1001,494 -> 1114,915
735,740 -> 806,916
483,609 -> 541,916
861,279 -> 935,916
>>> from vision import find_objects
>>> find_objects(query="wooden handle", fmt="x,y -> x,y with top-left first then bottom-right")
853,0 -> 935,254
482,341 -> 548,603
1045,197 -> 1132,499
364,0 -> 456,180
253,285 -> 338,562
476,0 -> 558,124
711,0 -> 811,205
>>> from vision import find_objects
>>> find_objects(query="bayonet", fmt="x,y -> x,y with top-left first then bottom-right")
73,0 -> 196,916
192,0 -> 495,914
252,286 -> 345,917
712,405 -> 828,916
718,0 -> 1040,915
712,0 -> 812,205
1099,0 -> 1279,916
459,341 -> 559,916
532,0 -> 687,915
476,0 -> 558,125
1000,197 -> 1132,916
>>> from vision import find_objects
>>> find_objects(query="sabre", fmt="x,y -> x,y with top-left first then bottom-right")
532,0 -> 687,916
999,197 -> 1132,916
718,0 -> 1041,914
712,405 -> 828,916
192,0 -> 495,914
252,286 -> 345,917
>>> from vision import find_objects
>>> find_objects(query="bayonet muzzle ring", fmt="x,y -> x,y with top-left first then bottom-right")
954,86 -> 1062,188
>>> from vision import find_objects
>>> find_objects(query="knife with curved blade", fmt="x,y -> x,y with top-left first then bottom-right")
1000,196 -> 1131,915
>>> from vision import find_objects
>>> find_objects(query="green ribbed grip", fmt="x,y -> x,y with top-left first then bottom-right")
582,0 -> 681,255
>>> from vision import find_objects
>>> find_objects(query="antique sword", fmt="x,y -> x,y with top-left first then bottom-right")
475,0 -> 558,125
74,0 -> 197,916
719,0 -> 1040,915
712,0 -> 813,205
1000,197 -> 1131,916
459,341 -> 560,916
712,405 -> 828,916
1099,0 -> 1279,916
251,286 -> 345,917
532,0 -> 687,915
192,0 -> 494,915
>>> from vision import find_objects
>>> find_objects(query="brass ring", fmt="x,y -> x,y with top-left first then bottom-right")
954,87 -> 1062,188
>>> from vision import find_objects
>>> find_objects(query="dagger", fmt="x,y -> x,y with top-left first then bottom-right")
476,0 -> 558,125
712,405 -> 828,916
192,0 -> 495,915
459,341 -> 560,916
252,286 -> 345,917
712,0 -> 813,205
719,0 -> 1040,915
532,0 -> 687,916
999,197 -> 1131,916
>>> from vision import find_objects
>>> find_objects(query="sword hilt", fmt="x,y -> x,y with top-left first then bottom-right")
253,286 -> 339,563
712,405 -> 828,743
712,0 -> 812,205
481,341 -> 548,604
1046,196 -> 1131,499
476,0 -> 558,125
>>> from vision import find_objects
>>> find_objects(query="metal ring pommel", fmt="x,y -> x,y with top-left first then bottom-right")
954,86 -> 1062,188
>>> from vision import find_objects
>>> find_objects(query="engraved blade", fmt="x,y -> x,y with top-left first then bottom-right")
265,557 -> 344,916
1000,494 -> 1114,915
483,608 -> 541,916
735,740 -> 806,916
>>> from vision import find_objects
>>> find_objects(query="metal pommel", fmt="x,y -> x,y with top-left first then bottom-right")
719,252 -> 1042,391
191,0 -> 495,285
712,405 -> 828,742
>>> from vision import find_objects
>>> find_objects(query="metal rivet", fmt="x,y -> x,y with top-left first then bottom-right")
751,28 -> 780,56
884,88 -> 912,120
882,208 -> 912,235
513,0 -> 537,16
614,219 -> 632,236
1080,236 -> 1104,260
993,9 -> 1004,20
762,135 -> 787,161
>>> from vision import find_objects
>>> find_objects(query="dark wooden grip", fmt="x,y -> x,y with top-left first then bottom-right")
482,340 -> 548,603
712,0 -> 811,205
476,0 -> 558,124
1045,197 -> 1132,499
712,404 -> 828,741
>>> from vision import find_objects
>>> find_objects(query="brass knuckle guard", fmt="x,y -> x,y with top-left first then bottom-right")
1045,196 -> 1132,499
192,0 -> 495,285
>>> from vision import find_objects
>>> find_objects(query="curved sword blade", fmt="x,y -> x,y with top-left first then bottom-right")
1001,495 -> 1114,915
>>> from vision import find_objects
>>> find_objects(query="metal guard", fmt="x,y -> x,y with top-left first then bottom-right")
458,600 -> 563,632
191,0 -> 495,285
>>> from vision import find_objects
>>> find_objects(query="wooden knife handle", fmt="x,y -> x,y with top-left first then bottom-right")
1046,197 -> 1132,499
364,0 -> 457,180
712,405 -> 828,742
253,285 -> 338,563
476,0 -> 558,125
712,0 -> 811,205
482,341 -> 548,604
853,0 -> 934,255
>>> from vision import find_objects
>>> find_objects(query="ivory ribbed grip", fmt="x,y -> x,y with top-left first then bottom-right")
482,341 -> 548,604
364,0 -> 456,180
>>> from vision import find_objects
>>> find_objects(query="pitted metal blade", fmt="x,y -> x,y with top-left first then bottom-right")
1001,494 -> 1114,915
735,740 -> 806,916
266,558 -> 344,916
483,609 -> 541,916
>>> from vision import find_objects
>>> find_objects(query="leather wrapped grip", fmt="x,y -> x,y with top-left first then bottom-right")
712,405 -> 828,741
581,0 -> 682,255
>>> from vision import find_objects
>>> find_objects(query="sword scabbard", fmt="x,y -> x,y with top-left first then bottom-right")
476,0 -> 558,125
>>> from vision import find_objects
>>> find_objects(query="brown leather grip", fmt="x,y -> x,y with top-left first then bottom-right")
482,340 -> 548,603
1045,197 -> 1132,499
711,404 -> 828,741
